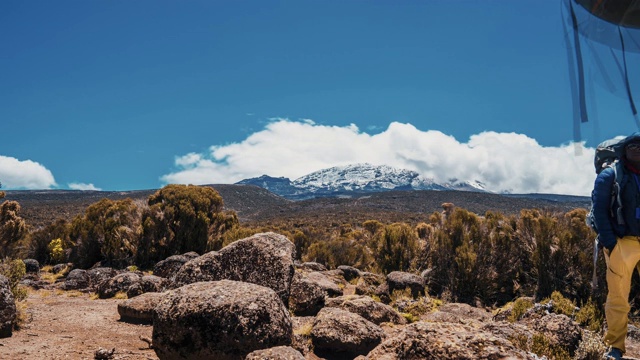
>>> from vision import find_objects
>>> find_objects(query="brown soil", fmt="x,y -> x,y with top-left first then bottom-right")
4,287 -> 640,360
0,289 -> 158,360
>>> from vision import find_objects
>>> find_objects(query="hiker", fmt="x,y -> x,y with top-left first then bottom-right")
592,132 -> 640,360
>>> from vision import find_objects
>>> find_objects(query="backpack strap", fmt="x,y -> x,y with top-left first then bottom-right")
612,161 -> 625,226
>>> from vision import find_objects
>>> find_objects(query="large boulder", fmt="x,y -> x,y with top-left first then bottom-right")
0,275 -> 16,338
87,267 -> 118,290
386,271 -> 425,298
362,321 -> 534,359
245,346 -> 305,360
97,272 -> 142,299
126,275 -> 169,298
153,255 -> 191,279
305,271 -> 344,297
174,232 -> 296,303
337,265 -> 361,282
325,295 -> 406,325
153,280 -> 292,360
355,272 -> 385,296
118,291 -> 165,324
61,269 -> 90,290
22,259 -> 40,275
311,307 -> 384,358
288,273 -> 325,316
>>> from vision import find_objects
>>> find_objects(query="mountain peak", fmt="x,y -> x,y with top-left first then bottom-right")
236,164 -> 487,200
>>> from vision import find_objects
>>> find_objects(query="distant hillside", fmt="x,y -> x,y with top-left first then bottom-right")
2,185 -> 590,230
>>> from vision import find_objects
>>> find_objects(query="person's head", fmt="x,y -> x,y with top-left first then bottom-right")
623,132 -> 640,164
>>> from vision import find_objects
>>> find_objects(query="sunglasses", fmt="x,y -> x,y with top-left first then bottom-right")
627,143 -> 640,151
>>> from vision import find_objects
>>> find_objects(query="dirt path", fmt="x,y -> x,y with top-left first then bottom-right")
0,289 -> 158,360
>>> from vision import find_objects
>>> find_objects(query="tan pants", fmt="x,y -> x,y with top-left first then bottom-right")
604,236 -> 640,353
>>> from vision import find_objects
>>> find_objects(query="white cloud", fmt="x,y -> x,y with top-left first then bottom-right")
0,156 -> 57,190
160,119 -> 597,196
68,182 -> 101,191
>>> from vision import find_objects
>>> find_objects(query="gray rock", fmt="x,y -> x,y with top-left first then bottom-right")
288,273 -> 325,316
363,321 -> 534,359
61,269 -> 90,290
337,265 -> 361,282
355,272 -> 385,296
295,262 -> 327,272
374,283 -> 391,304
291,317 -> 314,356
174,232 -> 296,304
22,259 -> 40,274
126,275 -> 169,298
97,272 -> 142,299
118,291 -> 165,324
386,271 -> 425,298
522,313 -> 583,356
311,307 -> 384,358
305,271 -> 344,297
153,255 -> 190,279
181,251 -> 200,260
434,302 -> 493,322
51,263 -> 71,275
325,295 -> 406,325
0,275 -> 16,338
153,280 -> 292,360
245,346 -> 305,360
87,267 -> 118,290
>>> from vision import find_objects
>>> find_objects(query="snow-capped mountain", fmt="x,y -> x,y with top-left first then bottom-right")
237,163 -> 487,200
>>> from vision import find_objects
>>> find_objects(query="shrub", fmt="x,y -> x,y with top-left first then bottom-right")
543,291 -> 577,317
575,299 -> 604,333
508,297 -> 534,323
530,332 -> 571,360
48,238 -> 65,264
0,201 -> 28,259
28,219 -> 70,264
0,258 -> 27,301
373,222 -> 419,274
138,184 -> 237,265
69,198 -> 141,268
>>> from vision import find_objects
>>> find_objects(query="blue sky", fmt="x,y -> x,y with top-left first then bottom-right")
2,1 -> 639,196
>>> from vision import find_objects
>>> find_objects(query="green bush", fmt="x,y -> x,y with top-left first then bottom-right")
138,185 -> 238,265
0,258 -> 27,301
0,201 -> 28,259
508,297 -> 534,323
69,198 -> 141,268
48,238 -> 65,264
373,222 -> 419,274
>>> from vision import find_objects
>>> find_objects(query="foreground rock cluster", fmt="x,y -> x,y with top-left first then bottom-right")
3,232 -> 605,359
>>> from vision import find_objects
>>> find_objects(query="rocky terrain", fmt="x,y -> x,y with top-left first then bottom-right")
2,232 -> 640,360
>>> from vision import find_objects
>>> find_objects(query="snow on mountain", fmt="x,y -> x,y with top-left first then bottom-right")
237,163 -> 487,200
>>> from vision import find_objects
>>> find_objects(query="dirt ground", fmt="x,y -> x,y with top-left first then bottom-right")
0,289 -> 158,360
5,288 -> 640,360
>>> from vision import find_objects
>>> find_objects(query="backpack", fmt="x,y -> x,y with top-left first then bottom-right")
586,137 -> 626,289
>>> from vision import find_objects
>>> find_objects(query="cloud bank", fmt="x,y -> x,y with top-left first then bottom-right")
0,156 -> 57,190
161,119 -> 596,196
68,182 -> 101,191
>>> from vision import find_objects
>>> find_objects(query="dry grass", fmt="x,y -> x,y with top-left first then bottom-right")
14,300 -> 30,330
293,321 -> 313,336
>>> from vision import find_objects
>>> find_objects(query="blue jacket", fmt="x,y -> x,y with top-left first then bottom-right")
592,132 -> 640,250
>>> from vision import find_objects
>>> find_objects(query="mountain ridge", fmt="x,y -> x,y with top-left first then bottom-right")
237,163 -> 487,200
